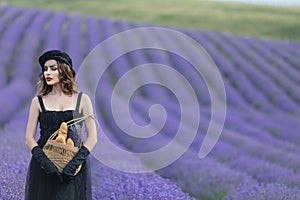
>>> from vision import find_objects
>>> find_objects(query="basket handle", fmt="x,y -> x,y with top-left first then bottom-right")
46,114 -> 99,142
66,114 -> 96,127
48,130 -> 59,140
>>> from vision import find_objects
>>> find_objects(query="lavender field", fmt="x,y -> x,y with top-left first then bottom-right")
1,5 -> 300,200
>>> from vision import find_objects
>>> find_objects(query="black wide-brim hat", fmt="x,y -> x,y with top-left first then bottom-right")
39,50 -> 73,70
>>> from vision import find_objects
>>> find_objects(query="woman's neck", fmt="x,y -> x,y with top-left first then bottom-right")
49,84 -> 64,96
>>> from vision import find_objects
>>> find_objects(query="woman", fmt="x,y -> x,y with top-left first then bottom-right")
25,50 -> 98,200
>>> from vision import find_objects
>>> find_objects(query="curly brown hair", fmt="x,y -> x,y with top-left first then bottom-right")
36,60 -> 78,96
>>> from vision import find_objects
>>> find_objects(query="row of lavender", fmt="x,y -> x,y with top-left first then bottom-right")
0,5 -> 300,200
94,20 -> 300,199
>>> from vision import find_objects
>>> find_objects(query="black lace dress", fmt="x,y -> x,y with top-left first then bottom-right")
25,92 -> 92,200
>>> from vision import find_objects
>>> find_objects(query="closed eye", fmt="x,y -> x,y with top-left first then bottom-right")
43,65 -> 58,71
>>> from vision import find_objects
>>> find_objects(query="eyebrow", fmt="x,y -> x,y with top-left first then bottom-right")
44,64 -> 57,68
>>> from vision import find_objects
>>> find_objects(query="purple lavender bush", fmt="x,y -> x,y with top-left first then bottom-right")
225,183 -> 300,200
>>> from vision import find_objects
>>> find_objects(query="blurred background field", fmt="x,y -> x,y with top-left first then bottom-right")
1,0 -> 300,200
1,0 -> 300,41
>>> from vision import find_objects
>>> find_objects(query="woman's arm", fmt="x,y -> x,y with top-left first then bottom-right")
81,93 -> 98,152
26,97 -> 62,180
61,93 -> 98,181
25,97 -> 40,151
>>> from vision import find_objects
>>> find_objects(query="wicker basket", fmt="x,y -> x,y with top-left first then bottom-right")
42,114 -> 95,175
43,132 -> 82,175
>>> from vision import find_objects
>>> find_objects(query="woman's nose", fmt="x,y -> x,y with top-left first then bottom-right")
44,68 -> 50,74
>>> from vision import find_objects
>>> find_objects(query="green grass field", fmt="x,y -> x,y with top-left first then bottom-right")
1,0 -> 300,41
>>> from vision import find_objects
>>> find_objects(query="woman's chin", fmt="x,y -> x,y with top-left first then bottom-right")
46,81 -> 59,85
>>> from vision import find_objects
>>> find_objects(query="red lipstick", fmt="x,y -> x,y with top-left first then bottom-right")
45,77 -> 52,81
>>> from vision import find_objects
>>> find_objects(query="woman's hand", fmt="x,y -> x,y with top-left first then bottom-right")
61,146 -> 90,182
31,146 -> 63,182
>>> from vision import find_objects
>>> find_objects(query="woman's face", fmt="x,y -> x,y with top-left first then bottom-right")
43,59 -> 60,85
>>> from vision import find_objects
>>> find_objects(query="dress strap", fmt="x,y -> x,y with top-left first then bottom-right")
75,92 -> 83,112
37,95 -> 46,112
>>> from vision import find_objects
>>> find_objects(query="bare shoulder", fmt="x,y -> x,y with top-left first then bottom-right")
81,92 -> 92,104
30,96 -> 41,112
80,92 -> 94,115
31,96 -> 39,107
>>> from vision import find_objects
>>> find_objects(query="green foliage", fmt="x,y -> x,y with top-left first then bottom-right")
1,0 -> 300,41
